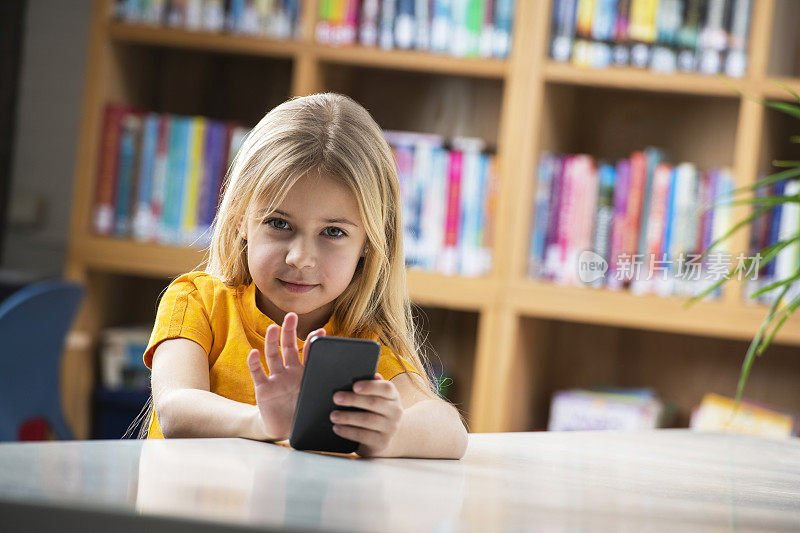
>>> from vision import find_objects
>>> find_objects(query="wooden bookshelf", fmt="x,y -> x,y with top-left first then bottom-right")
64,0 -> 800,438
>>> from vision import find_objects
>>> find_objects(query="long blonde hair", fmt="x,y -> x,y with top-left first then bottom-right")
206,93 -> 437,395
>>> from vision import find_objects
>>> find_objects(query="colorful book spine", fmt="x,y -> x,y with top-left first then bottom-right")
440,149 -> 464,275
93,104 -> 131,236
551,0 -> 578,62
492,0 -> 514,58
591,162 -> 616,283
114,112 -> 143,237
431,0 -> 453,53
380,0 -> 398,49
607,158 -> 630,289
360,0 -> 381,46
181,117 -> 207,245
132,113 -> 159,241
530,153 -> 556,277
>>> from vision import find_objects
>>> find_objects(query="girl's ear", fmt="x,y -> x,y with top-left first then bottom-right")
238,219 -> 248,241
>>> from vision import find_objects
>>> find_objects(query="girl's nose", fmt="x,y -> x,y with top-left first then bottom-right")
285,239 -> 316,269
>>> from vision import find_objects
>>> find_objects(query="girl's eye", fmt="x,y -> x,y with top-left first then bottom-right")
266,218 -> 290,230
323,227 -> 346,238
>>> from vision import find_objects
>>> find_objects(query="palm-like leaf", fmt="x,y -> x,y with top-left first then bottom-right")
688,90 -> 800,407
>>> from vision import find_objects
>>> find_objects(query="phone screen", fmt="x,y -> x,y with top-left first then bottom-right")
289,336 -> 380,453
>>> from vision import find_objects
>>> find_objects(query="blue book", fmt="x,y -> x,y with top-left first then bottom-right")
493,0 -> 515,58
162,117 -> 191,244
133,113 -> 159,240
114,113 -> 141,237
661,166 -> 678,260
764,181 -> 786,279
395,0 -> 415,49
530,153 -> 556,277
550,0 -> 578,62
637,147 -> 664,256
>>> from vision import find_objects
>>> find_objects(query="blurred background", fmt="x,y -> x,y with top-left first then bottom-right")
1,0 -> 799,443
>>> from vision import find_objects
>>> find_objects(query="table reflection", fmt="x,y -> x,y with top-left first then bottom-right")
135,439 -> 466,531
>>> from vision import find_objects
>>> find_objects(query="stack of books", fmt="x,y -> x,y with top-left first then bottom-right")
550,0 -> 752,77
528,149 -> 738,298
745,179 -> 800,305
113,0 -> 301,38
690,393 -> 799,438
385,131 -> 498,277
316,0 -> 515,59
92,104 -> 249,247
548,388 -> 672,431
99,326 -> 153,392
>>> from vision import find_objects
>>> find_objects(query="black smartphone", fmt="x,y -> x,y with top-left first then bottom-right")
289,336 -> 380,453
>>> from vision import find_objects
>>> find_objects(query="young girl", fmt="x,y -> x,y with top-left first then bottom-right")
140,93 -> 468,459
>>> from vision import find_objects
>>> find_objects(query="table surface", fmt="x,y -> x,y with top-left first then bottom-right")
0,430 -> 798,532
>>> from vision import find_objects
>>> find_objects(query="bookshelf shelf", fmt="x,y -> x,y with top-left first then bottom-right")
316,45 -> 507,79
543,62 -> 749,98
108,22 -> 508,80
762,77 -> 800,101
108,22 -> 304,59
64,0 -> 800,438
507,280 -> 800,346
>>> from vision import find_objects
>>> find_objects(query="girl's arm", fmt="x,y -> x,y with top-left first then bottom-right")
150,338 -> 269,440
330,371 -> 469,459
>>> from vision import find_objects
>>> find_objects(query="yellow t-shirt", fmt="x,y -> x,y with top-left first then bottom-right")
143,272 -> 418,439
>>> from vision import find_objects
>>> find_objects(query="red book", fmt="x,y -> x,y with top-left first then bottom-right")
624,151 -> 648,276
92,103 -> 133,235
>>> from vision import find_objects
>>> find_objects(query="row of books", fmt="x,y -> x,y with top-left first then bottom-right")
549,388 -> 799,437
316,0 -> 515,59
745,179 -> 800,305
92,104 -> 249,246
114,0 -> 301,39
528,149 -> 737,298
550,0 -> 752,77
385,131 -> 498,277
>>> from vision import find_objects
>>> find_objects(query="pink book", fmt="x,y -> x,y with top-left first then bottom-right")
637,162 -> 672,294
440,149 -> 463,276
341,0 -> 359,44
622,151 -> 647,284
556,156 -> 577,285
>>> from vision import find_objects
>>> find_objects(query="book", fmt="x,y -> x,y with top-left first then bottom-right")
548,388 -> 667,431
93,104 -> 133,236
690,393 -> 799,438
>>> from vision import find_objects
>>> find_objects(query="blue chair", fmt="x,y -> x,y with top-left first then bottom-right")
0,279 -> 84,441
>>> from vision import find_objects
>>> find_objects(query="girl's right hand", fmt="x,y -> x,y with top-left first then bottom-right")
246,312 -> 325,441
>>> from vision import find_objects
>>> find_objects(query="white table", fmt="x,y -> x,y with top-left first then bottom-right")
1,430 -> 798,532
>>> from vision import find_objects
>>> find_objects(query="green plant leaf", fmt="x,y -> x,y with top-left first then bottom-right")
717,194 -> 800,209
750,270 -> 800,298
769,80 -> 800,104
765,101 -> 800,120
698,205 -> 773,258
732,166 -> 800,194
734,284 -> 791,407
684,275 -> 729,307
772,160 -> 800,168
791,136 -> 800,144
757,290 -> 800,356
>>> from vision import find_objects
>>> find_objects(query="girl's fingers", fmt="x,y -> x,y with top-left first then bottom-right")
247,349 -> 269,387
280,312 -> 301,366
300,328 -> 326,366
333,390 -> 402,419
264,324 -> 283,375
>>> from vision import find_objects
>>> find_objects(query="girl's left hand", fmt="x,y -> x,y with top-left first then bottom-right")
330,373 -> 403,457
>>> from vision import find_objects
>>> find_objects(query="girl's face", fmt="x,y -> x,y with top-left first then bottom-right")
244,171 -> 368,330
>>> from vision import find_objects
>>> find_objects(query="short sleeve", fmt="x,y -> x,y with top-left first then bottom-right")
376,344 -> 422,381
143,275 -> 213,369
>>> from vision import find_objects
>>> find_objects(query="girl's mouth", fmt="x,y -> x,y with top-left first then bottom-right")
278,279 -> 319,293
